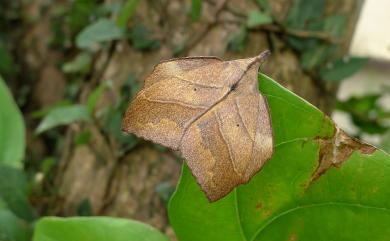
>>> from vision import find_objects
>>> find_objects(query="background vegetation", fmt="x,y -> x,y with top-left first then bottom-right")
0,0 -> 389,240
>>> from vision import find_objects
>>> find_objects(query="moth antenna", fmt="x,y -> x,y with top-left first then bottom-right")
255,50 -> 271,63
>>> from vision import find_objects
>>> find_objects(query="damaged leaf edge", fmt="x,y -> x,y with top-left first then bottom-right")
310,124 -> 377,184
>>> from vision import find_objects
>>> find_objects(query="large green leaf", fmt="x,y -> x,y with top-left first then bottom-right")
32,217 -> 170,241
0,200 -> 31,241
0,166 -> 35,222
0,76 -> 25,168
168,74 -> 390,241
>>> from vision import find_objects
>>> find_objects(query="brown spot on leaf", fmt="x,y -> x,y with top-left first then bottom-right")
255,202 -> 263,210
289,233 -> 297,241
311,127 -> 376,182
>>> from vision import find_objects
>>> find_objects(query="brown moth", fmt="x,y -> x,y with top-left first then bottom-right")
122,51 -> 273,202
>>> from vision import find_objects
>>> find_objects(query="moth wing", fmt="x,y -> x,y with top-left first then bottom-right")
122,58 -> 232,150
144,57 -> 221,88
180,93 -> 273,201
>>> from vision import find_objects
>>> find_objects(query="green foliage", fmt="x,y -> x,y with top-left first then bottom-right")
283,0 -> 348,73
0,45 -> 18,78
67,0 -> 98,34
36,105 -> 90,134
190,0 -> 202,21
0,167 -> 35,222
76,19 -> 124,49
246,10 -> 272,28
256,0 -> 272,14
33,217 -> 170,241
117,0 -> 139,28
0,76 -> 25,168
0,201 -> 32,241
300,44 -> 334,70
337,94 -> 389,135
129,24 -> 160,50
285,0 -> 325,29
228,27 -> 248,52
169,74 -> 390,241
86,81 -> 111,113
320,57 -> 368,82
0,76 -> 34,241
62,52 -> 92,74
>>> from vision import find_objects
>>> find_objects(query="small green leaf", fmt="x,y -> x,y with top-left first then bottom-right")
67,0 -> 98,34
0,76 -> 25,168
117,0 -> 139,28
86,82 -> 110,113
246,10 -> 272,28
129,24 -> 160,50
76,19 -> 124,49
300,44 -> 334,69
190,0 -> 202,21
36,105 -> 90,134
320,57 -> 368,82
74,130 -> 92,146
228,27 -> 248,52
285,0 -> 325,29
256,0 -> 272,14
62,52 -> 92,74
322,14 -> 347,38
33,217 -> 170,241
337,95 -> 388,134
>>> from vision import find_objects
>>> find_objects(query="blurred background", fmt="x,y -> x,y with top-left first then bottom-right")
0,0 -> 389,240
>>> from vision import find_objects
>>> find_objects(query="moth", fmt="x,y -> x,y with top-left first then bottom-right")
122,51 -> 273,202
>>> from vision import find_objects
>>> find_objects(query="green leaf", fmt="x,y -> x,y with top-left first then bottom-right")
67,0 -> 98,34
337,95 -> 388,134
169,74 -> 390,241
0,200 -> 32,241
0,76 -> 25,168
246,10 -> 272,28
74,130 -> 92,146
322,14 -> 347,38
0,45 -> 18,78
76,19 -> 124,49
36,105 -> 90,134
0,166 -> 35,222
190,0 -> 202,21
285,0 -> 325,29
256,0 -> 272,14
300,44 -> 334,70
228,27 -> 248,52
320,57 -> 368,82
33,217 -> 170,241
129,24 -> 160,50
117,0 -> 139,28
62,52 -> 92,74
86,81 -> 110,114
